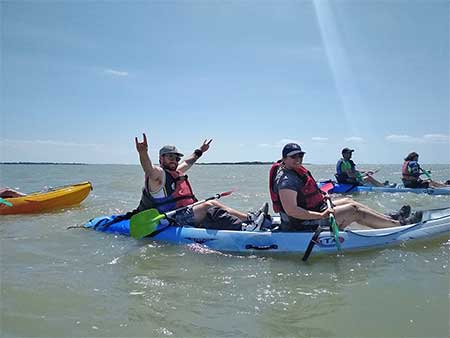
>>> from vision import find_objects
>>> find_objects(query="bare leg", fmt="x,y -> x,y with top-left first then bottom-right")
429,180 -> 450,188
208,200 -> 247,220
333,197 -> 393,217
191,200 -> 247,223
363,175 -> 384,187
0,188 -> 26,198
333,201 -> 401,229
332,197 -> 354,205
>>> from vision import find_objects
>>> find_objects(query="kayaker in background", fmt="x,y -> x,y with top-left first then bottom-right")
402,152 -> 449,188
0,187 -> 26,198
133,133 -> 267,231
269,143 -> 421,232
335,148 -> 385,187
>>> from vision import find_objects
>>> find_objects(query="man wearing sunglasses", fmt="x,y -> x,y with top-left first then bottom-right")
133,133 -> 266,230
269,143 -> 421,231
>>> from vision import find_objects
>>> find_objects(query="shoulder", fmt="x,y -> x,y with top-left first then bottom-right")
276,169 -> 302,191
146,166 -> 165,190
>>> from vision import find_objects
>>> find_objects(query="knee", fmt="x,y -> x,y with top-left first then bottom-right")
348,202 -> 361,214
202,201 -> 214,209
194,201 -> 214,213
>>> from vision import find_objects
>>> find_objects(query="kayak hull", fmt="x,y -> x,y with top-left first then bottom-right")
0,182 -> 93,215
318,181 -> 450,195
84,207 -> 450,255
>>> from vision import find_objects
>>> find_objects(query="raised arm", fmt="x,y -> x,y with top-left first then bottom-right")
135,133 -> 161,180
178,139 -> 212,173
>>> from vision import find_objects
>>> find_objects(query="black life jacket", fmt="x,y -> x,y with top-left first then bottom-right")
137,169 -> 197,213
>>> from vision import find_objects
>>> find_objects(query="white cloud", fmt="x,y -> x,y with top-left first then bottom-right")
1,138 -> 104,149
104,68 -> 129,77
385,134 -> 449,144
311,137 -> 329,142
385,134 -> 421,143
345,136 -> 365,143
258,138 -> 303,148
423,134 -> 449,143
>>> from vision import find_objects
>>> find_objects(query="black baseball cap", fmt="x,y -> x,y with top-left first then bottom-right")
282,143 -> 305,158
341,147 -> 354,154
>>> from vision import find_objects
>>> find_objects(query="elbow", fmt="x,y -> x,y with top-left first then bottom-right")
283,204 -> 298,217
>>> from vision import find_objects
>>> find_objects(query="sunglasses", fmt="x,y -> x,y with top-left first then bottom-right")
288,153 -> 304,159
164,154 -> 181,162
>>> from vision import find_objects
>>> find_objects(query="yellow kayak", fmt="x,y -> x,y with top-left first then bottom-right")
0,182 -> 93,215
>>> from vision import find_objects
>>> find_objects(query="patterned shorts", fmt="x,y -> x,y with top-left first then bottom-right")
173,207 -> 195,226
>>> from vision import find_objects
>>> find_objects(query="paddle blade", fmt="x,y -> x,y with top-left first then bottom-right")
219,190 -> 234,197
130,209 -> 165,239
0,198 -> 13,207
320,182 -> 334,194
330,216 -> 341,250
423,170 -> 432,179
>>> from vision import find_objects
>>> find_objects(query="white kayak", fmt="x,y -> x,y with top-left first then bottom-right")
84,207 -> 450,256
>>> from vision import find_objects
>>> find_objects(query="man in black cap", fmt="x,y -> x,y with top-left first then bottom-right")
269,143 -> 420,231
133,133 -> 267,230
335,148 -> 384,187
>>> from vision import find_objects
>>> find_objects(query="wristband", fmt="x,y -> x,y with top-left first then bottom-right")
194,149 -> 203,158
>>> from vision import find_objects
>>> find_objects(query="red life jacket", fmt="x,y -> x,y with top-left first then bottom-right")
402,161 -> 418,181
138,169 -> 197,213
269,161 -> 325,212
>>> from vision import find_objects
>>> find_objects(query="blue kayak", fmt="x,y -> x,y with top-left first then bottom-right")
84,207 -> 450,255
318,181 -> 450,195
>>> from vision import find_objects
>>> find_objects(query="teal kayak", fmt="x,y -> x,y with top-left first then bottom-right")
84,207 -> 450,255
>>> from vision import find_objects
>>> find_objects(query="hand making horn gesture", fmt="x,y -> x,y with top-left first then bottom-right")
135,133 -> 149,153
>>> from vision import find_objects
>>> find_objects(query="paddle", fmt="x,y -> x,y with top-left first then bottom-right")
320,183 -> 341,250
130,190 -> 233,239
420,168 -> 432,179
0,197 -> 13,207
302,181 -> 337,261
326,198 -> 341,250
362,168 -> 380,176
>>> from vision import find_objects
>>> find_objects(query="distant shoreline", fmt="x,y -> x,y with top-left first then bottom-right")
1,162 -> 88,165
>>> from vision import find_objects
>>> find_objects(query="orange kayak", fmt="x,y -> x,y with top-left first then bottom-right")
0,181 -> 93,215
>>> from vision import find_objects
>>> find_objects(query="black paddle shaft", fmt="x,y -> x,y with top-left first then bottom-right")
164,193 -> 226,218
302,226 -> 324,261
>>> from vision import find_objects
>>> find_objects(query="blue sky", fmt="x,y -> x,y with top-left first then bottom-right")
1,0 -> 449,164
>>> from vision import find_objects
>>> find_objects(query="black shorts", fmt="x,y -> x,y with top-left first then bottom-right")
337,177 -> 363,186
280,218 -> 330,232
403,179 -> 429,189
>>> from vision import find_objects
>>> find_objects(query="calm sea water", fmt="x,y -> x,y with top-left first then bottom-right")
1,164 -> 449,338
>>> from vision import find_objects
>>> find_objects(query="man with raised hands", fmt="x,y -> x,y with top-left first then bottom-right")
134,133 -> 267,231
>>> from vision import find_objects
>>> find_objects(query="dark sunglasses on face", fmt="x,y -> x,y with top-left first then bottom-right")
165,154 -> 181,162
289,154 -> 304,159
